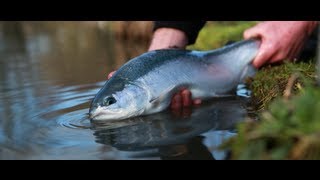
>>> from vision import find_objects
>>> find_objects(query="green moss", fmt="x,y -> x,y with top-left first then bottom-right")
188,21 -> 258,50
221,85 -> 320,160
251,61 -> 316,111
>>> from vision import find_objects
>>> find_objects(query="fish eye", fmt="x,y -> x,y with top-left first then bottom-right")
103,96 -> 117,106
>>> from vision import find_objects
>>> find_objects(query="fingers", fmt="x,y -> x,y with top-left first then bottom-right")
243,25 -> 271,68
107,71 -> 116,79
170,89 -> 202,111
244,26 -> 267,68
170,93 -> 182,109
252,42 -> 274,68
243,27 -> 261,40
181,89 -> 192,107
170,89 -> 191,109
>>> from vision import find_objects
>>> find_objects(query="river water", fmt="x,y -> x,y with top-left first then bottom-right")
0,21 -> 250,160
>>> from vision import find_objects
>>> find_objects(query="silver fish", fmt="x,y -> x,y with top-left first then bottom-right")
89,39 -> 260,121
92,98 -> 247,151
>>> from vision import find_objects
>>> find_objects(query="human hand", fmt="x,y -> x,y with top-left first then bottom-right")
107,71 -> 202,110
148,28 -> 189,51
244,21 -> 318,68
170,88 -> 202,110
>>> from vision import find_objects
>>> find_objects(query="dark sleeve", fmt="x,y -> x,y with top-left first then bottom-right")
153,21 -> 206,45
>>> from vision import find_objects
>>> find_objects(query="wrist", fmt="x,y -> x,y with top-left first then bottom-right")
295,21 -> 318,36
305,21 -> 318,35
148,28 -> 189,51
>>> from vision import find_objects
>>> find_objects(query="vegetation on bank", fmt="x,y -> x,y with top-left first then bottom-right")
250,62 -> 316,111
188,21 -> 258,50
221,84 -> 320,160
190,21 -> 317,110
191,21 -> 320,159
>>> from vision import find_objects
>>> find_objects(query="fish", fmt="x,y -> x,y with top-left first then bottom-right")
89,39 -> 260,121
91,98 -> 247,151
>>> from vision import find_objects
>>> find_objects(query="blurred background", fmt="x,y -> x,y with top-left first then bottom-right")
0,21 -> 153,86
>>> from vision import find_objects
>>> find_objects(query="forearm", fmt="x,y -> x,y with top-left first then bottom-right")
148,28 -> 189,51
149,21 -> 206,51
303,21 -> 318,35
286,21 -> 318,36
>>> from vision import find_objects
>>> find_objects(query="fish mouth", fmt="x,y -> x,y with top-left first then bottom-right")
90,113 -> 126,121
89,106 -> 108,120
89,106 -> 124,121
89,112 -> 102,120
90,114 -> 108,121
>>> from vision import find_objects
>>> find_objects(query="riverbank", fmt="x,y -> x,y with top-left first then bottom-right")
192,21 -> 319,159
191,22 -> 317,109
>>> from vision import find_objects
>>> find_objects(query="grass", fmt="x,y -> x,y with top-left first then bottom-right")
250,61 -> 317,111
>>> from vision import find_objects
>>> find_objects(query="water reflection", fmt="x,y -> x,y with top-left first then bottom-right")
0,21 -> 250,159
91,98 -> 248,160
0,21 -> 150,159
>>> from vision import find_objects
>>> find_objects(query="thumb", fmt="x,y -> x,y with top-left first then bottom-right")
252,42 -> 273,68
243,27 -> 261,40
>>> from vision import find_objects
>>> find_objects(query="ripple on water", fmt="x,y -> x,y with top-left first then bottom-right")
37,82 -> 103,130
56,109 -> 92,129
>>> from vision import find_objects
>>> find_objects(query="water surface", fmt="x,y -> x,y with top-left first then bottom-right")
0,22 -> 250,160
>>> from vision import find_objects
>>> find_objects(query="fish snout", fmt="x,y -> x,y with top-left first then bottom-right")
89,102 -> 100,119
89,109 -> 97,119
89,105 -> 110,120
89,107 -> 102,120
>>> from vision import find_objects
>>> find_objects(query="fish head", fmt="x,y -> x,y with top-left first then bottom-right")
89,83 -> 148,121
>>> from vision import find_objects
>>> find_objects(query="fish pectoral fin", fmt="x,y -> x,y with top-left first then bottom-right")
149,86 -> 179,109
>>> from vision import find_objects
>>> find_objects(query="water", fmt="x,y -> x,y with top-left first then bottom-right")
0,22 -> 251,160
